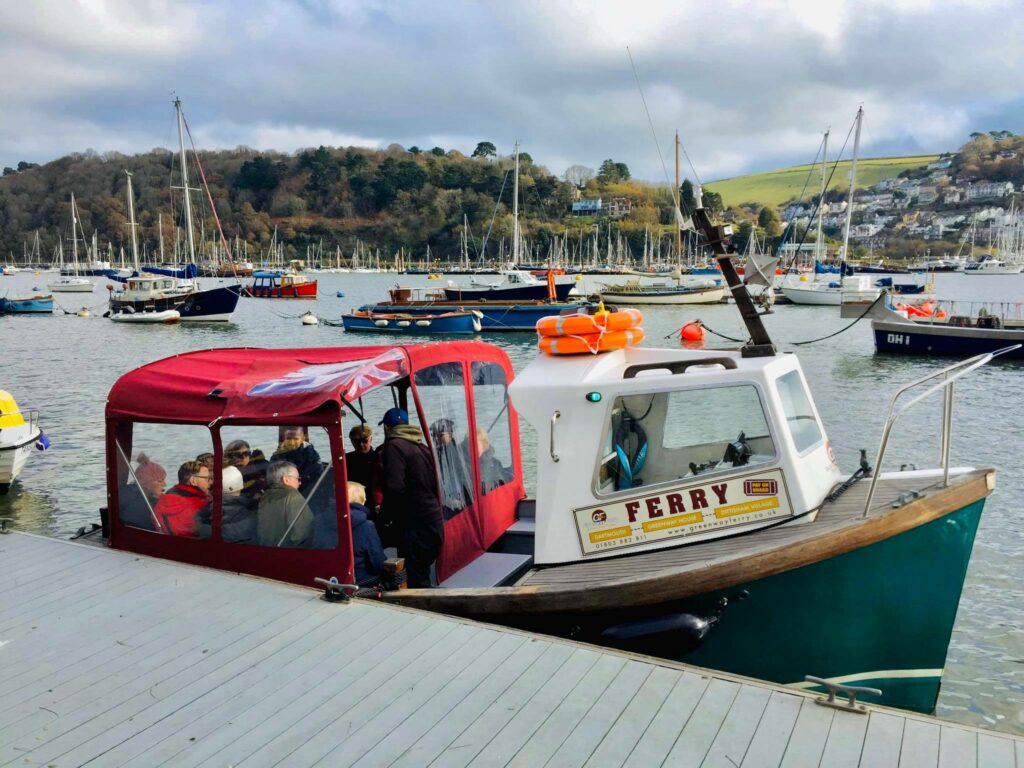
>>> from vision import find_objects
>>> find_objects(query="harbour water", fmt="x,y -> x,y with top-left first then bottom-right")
1,269 -> 1022,734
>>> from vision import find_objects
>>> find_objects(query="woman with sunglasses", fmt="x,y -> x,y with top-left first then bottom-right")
225,440 -> 269,495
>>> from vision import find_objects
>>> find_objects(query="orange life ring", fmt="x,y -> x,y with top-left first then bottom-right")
539,327 -> 645,355
536,308 -> 643,337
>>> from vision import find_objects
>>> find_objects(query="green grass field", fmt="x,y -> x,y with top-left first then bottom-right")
705,155 -> 939,208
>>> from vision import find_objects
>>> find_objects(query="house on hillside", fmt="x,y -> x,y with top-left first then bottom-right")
927,158 -> 953,171
964,181 -> 1014,201
916,186 -> 939,205
606,198 -> 632,218
571,198 -> 602,216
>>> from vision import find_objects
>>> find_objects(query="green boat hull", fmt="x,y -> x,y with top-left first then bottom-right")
679,498 -> 984,713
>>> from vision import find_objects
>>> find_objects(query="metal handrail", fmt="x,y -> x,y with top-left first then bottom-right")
862,344 -> 1020,518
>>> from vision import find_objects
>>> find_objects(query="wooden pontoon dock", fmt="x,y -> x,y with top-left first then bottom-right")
0,531 -> 1021,767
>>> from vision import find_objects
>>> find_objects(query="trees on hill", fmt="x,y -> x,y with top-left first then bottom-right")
0,143 -> 694,263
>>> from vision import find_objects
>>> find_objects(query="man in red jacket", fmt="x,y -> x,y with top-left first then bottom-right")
154,459 -> 212,537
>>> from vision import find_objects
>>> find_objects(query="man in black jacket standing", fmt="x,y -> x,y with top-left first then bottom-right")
379,407 -> 444,588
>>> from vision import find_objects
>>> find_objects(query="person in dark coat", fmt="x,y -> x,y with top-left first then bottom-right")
344,424 -> 383,509
379,407 -> 444,588
196,466 -> 258,543
271,427 -> 323,493
225,439 -> 269,496
347,481 -> 386,583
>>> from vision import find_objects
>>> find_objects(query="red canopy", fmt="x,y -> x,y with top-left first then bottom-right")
106,341 -> 510,424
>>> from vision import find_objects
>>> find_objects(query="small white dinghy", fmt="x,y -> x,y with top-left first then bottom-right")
109,309 -> 181,324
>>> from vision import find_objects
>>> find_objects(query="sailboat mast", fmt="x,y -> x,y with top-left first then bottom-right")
675,131 -> 682,259
815,130 -> 829,264
125,171 -> 140,272
70,193 -> 80,275
839,107 -> 863,271
175,97 -> 197,264
512,142 -> 520,266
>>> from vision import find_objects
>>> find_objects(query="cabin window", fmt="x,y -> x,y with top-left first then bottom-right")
414,363 -> 474,519
775,371 -> 823,453
115,423 -> 214,538
217,426 -> 338,549
471,362 -> 514,495
596,385 -> 775,495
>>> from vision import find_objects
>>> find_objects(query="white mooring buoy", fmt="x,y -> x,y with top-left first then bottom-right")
301,312 -> 319,326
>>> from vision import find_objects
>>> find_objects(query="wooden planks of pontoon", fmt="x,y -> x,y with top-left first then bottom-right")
0,528 -> 1019,767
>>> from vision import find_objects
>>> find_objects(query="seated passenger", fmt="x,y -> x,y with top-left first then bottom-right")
430,417 -> 473,519
257,460 -> 313,547
344,424 -> 383,508
120,452 -> 166,531
271,427 -> 322,493
196,466 -> 257,543
475,428 -> 513,494
225,439 -> 268,495
347,481 -> 386,584
153,459 -> 212,536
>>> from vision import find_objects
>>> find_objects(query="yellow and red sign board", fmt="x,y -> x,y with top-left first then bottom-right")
574,468 -> 792,556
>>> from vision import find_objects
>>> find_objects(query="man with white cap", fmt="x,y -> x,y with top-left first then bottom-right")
196,465 -> 258,543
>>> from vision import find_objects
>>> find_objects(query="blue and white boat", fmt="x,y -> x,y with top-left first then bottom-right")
0,293 -> 54,314
341,309 -> 481,334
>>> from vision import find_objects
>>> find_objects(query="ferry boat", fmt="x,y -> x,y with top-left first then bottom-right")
90,198 -> 998,715
0,390 -> 48,494
107,275 -> 241,322
245,270 -> 318,299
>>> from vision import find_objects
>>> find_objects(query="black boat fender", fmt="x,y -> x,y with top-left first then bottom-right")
598,590 -> 749,656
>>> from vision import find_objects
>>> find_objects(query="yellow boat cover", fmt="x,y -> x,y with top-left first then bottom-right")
0,390 -> 26,428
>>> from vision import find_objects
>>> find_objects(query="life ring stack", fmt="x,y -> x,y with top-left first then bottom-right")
536,305 -> 645,355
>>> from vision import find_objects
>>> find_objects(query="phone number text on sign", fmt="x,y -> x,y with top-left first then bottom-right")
574,468 -> 792,555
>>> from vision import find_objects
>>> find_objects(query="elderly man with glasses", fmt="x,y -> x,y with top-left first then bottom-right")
153,459 -> 213,537
256,460 -> 314,548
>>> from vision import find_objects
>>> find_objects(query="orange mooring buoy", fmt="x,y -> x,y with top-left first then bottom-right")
680,320 -> 706,345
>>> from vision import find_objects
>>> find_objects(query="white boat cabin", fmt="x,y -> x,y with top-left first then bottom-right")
120,275 -> 195,300
509,346 -> 843,565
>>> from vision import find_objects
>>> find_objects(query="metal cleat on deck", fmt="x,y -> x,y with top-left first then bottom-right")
314,576 -> 359,603
805,675 -> 882,714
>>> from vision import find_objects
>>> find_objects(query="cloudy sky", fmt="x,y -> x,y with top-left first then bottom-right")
2,0 -> 1022,182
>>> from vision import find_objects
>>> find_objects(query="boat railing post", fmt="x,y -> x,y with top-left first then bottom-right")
862,348 -> 1013,518
942,379 -> 954,488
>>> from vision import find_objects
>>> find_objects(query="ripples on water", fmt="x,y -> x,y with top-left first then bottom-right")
1,270 -> 1021,732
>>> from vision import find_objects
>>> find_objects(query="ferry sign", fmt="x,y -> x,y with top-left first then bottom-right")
574,468 -> 792,556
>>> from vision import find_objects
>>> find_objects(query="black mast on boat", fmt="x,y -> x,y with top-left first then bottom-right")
690,190 -> 777,358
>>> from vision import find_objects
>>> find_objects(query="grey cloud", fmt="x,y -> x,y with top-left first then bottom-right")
1,0 -> 1021,180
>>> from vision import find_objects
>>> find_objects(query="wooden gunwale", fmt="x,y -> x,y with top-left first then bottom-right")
380,469 -> 994,615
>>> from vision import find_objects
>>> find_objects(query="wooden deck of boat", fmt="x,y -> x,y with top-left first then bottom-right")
516,470 -> 990,589
2,531 -> 1022,768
